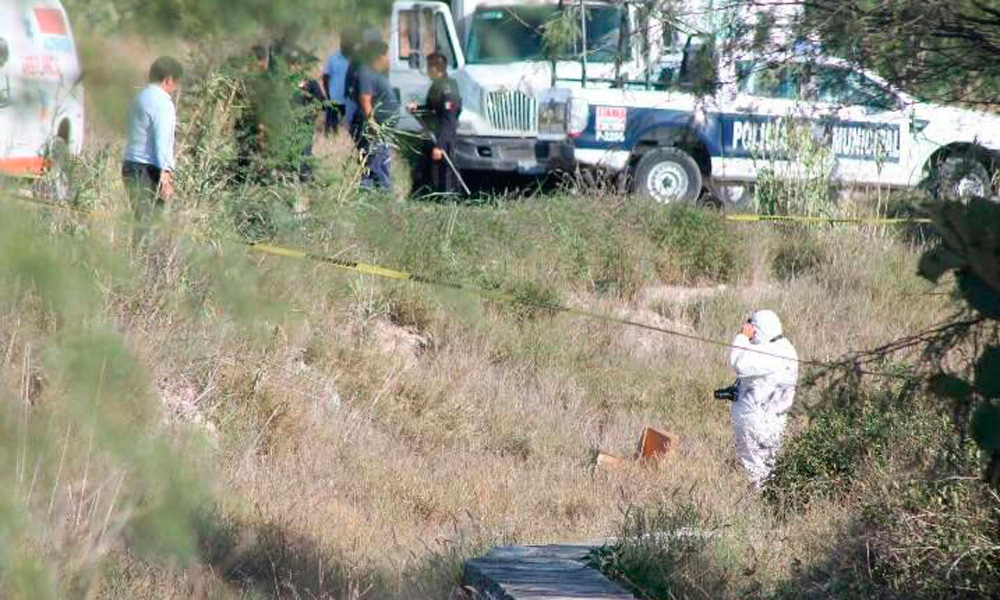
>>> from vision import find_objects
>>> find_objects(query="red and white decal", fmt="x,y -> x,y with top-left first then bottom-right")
23,54 -> 62,79
595,106 -> 627,143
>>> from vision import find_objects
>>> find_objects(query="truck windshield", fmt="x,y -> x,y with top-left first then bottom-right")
466,4 -> 626,64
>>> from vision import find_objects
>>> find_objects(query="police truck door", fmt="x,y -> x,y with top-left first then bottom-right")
808,64 -> 912,188
721,60 -> 833,184
390,1 -> 464,132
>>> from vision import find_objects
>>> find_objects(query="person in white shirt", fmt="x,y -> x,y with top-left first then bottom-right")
122,56 -> 183,246
728,310 -> 799,488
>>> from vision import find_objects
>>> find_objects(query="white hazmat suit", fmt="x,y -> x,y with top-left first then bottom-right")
729,310 -> 798,488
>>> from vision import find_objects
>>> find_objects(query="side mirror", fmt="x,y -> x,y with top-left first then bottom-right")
0,38 -> 8,68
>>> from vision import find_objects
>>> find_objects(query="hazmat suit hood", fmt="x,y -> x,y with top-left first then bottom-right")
751,310 -> 783,343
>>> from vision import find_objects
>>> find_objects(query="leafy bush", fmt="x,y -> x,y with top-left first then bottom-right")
917,198 -> 1000,488
763,382 -> 941,512
592,239 -> 652,300
503,279 -> 562,323
751,120 -> 835,217
648,206 -> 737,284
859,476 -> 1000,599
0,207 -> 210,599
775,476 -> 1000,600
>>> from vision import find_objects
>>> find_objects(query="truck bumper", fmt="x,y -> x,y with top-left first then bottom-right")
451,136 -> 575,174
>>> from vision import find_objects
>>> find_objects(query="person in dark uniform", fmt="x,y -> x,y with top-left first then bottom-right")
356,40 -> 398,191
407,53 -> 463,197
344,41 -> 368,146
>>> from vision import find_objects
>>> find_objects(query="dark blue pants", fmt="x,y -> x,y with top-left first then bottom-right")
360,141 -> 392,191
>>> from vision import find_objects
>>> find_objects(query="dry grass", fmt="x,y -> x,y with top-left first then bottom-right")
0,154 -> 952,598
0,36 -> 960,598
13,156 -> 940,599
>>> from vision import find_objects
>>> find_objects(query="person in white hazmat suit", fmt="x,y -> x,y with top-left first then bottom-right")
729,310 -> 799,488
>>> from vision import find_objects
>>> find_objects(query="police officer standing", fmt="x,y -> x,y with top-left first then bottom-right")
356,40 -> 398,191
407,53 -> 462,197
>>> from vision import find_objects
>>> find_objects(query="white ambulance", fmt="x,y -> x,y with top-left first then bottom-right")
0,0 -> 84,197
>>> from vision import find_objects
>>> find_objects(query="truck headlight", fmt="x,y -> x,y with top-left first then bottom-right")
568,98 -> 590,138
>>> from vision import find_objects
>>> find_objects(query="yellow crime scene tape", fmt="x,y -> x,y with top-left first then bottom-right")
3,193 -> 928,380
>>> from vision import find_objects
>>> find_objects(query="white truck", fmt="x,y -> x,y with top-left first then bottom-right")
537,4 -> 1000,204
0,0 -> 84,198
389,0 -> 659,177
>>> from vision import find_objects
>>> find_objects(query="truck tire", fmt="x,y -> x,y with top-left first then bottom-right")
631,147 -> 703,204
33,137 -> 73,203
932,155 -> 992,202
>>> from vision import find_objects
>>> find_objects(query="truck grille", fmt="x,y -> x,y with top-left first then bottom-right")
485,89 -> 537,134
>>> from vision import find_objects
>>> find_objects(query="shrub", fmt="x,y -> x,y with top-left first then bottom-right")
764,381 -> 942,512
647,206 -> 737,285
751,120 -> 836,217
859,476 -> 1000,599
775,476 -> 1000,600
592,240 -> 651,300
226,190 -> 296,243
503,279 -> 562,323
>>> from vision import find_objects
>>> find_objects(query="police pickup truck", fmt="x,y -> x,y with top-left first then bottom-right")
538,48 -> 1000,204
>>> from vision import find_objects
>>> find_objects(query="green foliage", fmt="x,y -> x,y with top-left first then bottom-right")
764,383 -> 941,511
647,205 -> 737,284
860,476 -> 1000,600
0,206 -> 211,598
541,8 -> 581,64
918,198 -> 1000,487
972,348 -> 1000,455
226,189 -> 297,243
64,0 -> 391,37
487,278 -> 561,324
751,120 -> 836,217
776,476 -> 1000,600
802,0 -> 1000,106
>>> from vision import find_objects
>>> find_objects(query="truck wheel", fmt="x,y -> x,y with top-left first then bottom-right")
631,148 -> 703,204
33,137 -> 73,203
932,156 -> 992,202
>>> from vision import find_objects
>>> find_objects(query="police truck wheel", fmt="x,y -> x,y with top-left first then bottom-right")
933,156 -> 992,202
631,148 -> 703,204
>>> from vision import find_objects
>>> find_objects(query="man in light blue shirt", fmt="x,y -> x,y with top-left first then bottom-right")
122,56 -> 182,245
322,36 -> 353,136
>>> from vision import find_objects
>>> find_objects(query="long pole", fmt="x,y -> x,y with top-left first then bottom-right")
554,0 -> 564,87
579,0 -> 588,87
427,130 -> 472,196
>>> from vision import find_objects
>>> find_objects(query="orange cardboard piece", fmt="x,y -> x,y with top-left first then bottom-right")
595,451 -> 626,470
637,427 -> 676,460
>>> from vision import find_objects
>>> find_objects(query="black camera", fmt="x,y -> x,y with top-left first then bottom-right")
714,384 -> 738,402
